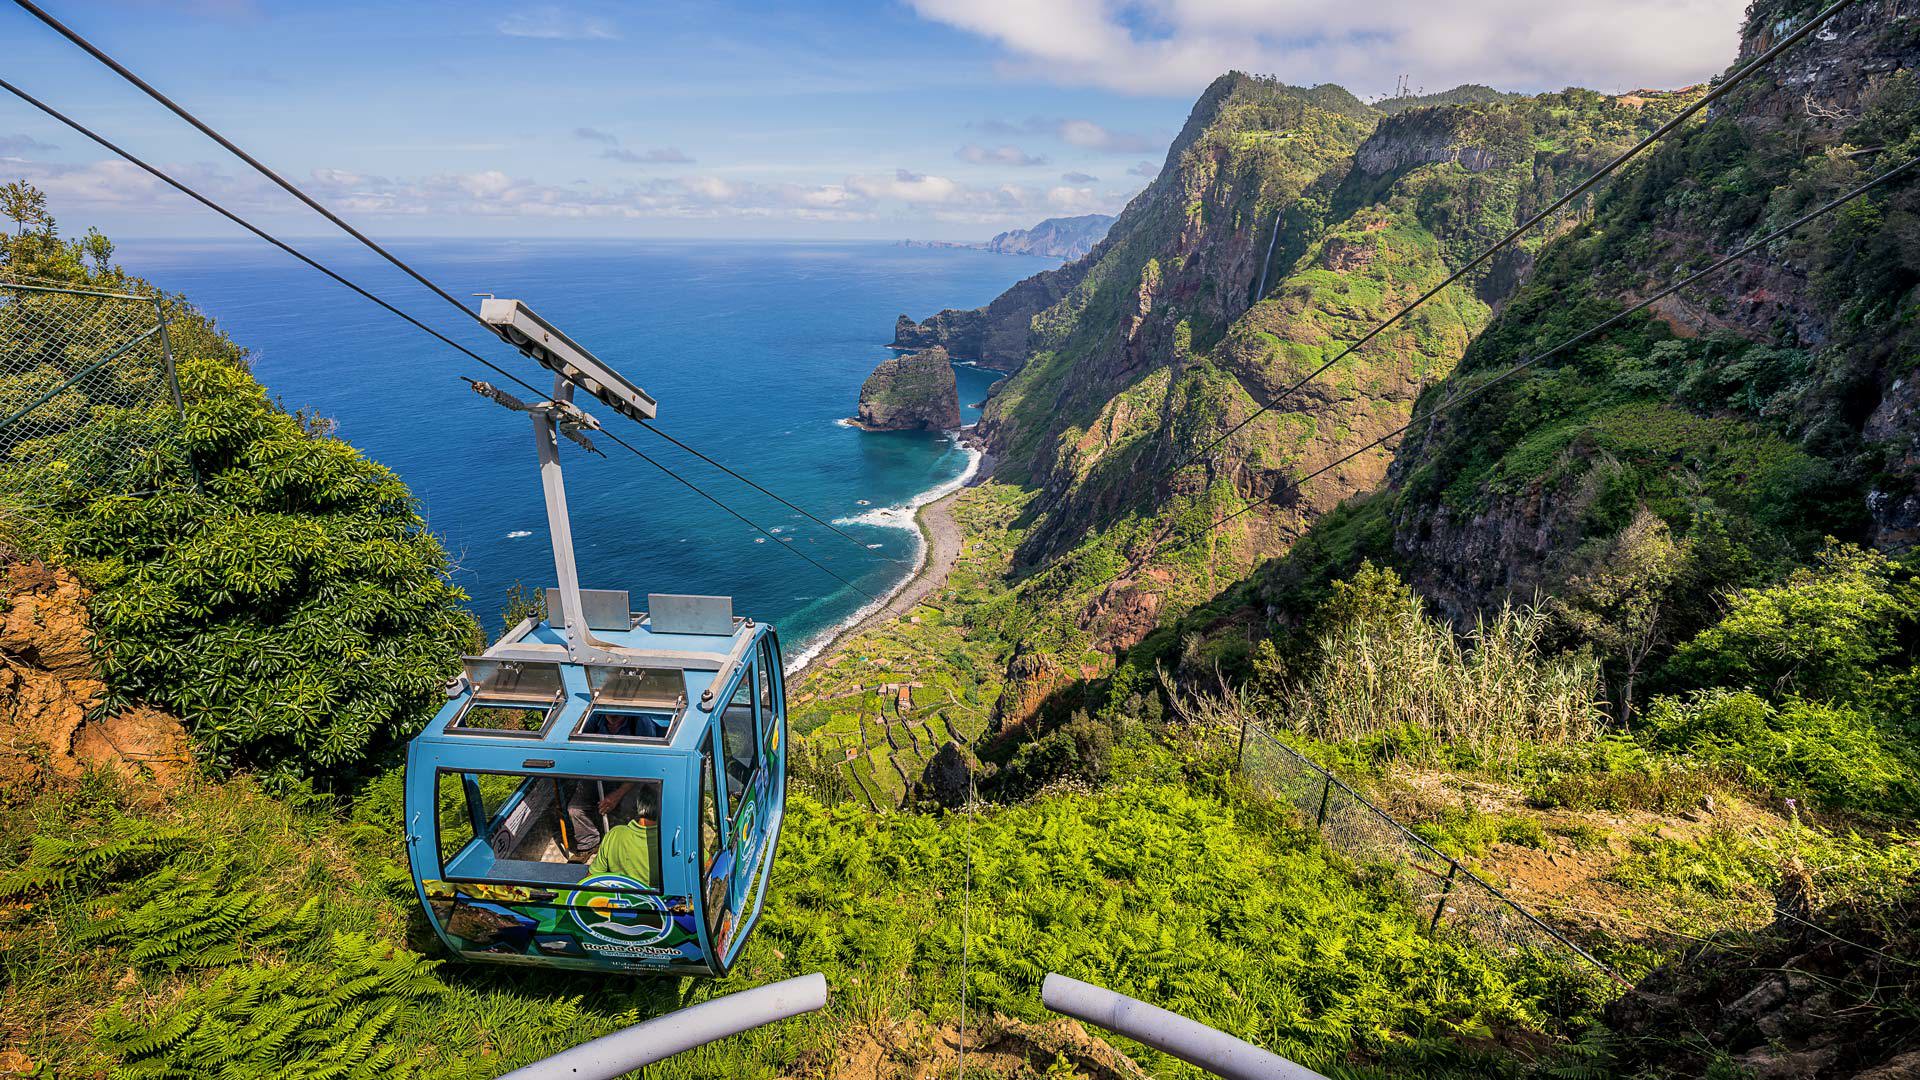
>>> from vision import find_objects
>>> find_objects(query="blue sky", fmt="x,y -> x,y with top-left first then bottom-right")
0,0 -> 1749,240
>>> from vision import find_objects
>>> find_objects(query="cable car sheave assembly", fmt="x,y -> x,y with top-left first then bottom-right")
404,300 -> 787,977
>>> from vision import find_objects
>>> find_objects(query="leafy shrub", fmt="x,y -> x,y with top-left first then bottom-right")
1640,689 -> 1920,813
996,709 -> 1117,796
38,355 -> 474,782
1663,543 -> 1920,701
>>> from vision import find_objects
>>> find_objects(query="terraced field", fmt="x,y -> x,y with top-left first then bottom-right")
790,485 -> 1027,806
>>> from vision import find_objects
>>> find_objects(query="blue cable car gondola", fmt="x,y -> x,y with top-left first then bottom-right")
403,300 -> 786,976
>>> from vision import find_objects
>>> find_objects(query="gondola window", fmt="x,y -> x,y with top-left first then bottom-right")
436,770 -> 664,890
721,659 -> 762,799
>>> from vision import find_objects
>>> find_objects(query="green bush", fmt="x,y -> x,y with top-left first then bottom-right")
1640,689 -> 1920,813
38,355 -> 474,782
1663,543 -> 1919,701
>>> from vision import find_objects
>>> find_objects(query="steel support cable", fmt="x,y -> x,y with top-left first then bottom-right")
1209,153 -> 1919,534
0,79 -> 882,596
1178,0 -> 1858,471
623,422 -> 909,565
601,426 -> 883,601
0,76 -> 547,402
9,0 -> 907,566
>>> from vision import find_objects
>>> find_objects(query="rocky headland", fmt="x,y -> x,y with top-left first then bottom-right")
852,346 -> 961,431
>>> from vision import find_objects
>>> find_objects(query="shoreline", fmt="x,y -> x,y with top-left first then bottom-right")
789,440 -> 993,673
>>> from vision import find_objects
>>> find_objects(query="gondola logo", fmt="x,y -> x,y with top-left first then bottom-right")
565,876 -> 673,947
733,798 -> 760,868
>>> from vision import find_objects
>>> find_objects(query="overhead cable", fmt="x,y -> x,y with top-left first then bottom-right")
1209,153 -> 1919,532
9,0 -> 902,565
0,75 -> 883,592
1180,0 -> 1859,470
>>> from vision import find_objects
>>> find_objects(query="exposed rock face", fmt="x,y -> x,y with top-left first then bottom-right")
1350,108 -> 1513,176
853,346 -> 961,431
971,75 -> 1643,588
0,560 -> 192,794
891,263 -> 1087,372
981,214 -> 1115,260
1382,0 -> 1920,622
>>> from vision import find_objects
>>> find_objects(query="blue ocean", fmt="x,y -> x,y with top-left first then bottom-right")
111,238 -> 1035,662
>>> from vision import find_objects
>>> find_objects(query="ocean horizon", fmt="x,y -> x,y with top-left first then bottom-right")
111,237 -> 1039,663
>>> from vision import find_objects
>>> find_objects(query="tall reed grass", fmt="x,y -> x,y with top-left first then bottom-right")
1286,601 -> 1608,761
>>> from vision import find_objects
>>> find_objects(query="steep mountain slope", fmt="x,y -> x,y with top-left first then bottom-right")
886,75 -> 1688,728
1361,0 -> 1920,626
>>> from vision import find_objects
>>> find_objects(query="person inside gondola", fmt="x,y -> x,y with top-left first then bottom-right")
562,712 -> 640,862
588,785 -> 660,889
565,778 -> 638,862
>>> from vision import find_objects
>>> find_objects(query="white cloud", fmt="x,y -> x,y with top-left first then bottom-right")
956,143 -> 1050,166
1045,185 -> 1101,213
848,169 -> 964,205
573,127 -> 617,144
1126,160 -> 1158,178
1056,119 -> 1152,152
497,6 -> 618,41
12,150 -> 1134,233
976,116 -> 1154,154
1061,170 -> 1098,183
911,0 -> 1747,97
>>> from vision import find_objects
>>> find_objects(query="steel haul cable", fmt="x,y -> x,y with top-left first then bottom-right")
7,0 -> 903,566
1178,0 -> 1859,470
0,79 -> 881,597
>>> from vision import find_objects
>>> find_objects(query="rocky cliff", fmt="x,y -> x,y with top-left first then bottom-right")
954,75 -> 1682,655
982,214 -> 1115,260
891,262 -> 1087,371
854,346 -> 962,431
880,73 -> 1688,730
1375,0 -> 1920,623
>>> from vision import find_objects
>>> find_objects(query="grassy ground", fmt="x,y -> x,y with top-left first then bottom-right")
0,737 -> 1600,1079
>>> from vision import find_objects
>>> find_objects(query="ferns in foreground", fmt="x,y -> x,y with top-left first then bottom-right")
95,932 -> 446,1080
79,863 -> 323,970
0,818 -> 194,898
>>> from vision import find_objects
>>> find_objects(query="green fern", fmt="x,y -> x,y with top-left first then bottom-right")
79,863 -> 322,970
0,820 -> 193,898
96,932 -> 443,1080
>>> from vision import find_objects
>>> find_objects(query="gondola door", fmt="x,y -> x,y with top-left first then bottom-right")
707,642 -> 771,970
698,732 -> 735,972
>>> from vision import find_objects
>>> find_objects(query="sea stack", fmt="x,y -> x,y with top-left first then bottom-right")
853,346 -> 961,431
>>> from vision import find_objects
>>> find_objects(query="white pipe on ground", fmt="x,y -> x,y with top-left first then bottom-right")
497,972 -> 828,1080
1041,972 -> 1327,1080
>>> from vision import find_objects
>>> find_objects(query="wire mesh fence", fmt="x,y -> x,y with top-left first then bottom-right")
0,280 -> 189,499
1238,718 -> 1621,984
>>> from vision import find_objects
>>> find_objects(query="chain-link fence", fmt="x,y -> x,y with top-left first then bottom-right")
0,280 -> 189,498
1238,718 -> 1622,984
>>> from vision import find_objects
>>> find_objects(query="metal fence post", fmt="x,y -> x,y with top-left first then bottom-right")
1314,775 -> 1332,828
1428,863 -> 1458,934
151,295 -> 201,491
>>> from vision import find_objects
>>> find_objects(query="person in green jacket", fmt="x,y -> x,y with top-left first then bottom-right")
588,786 -> 660,890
